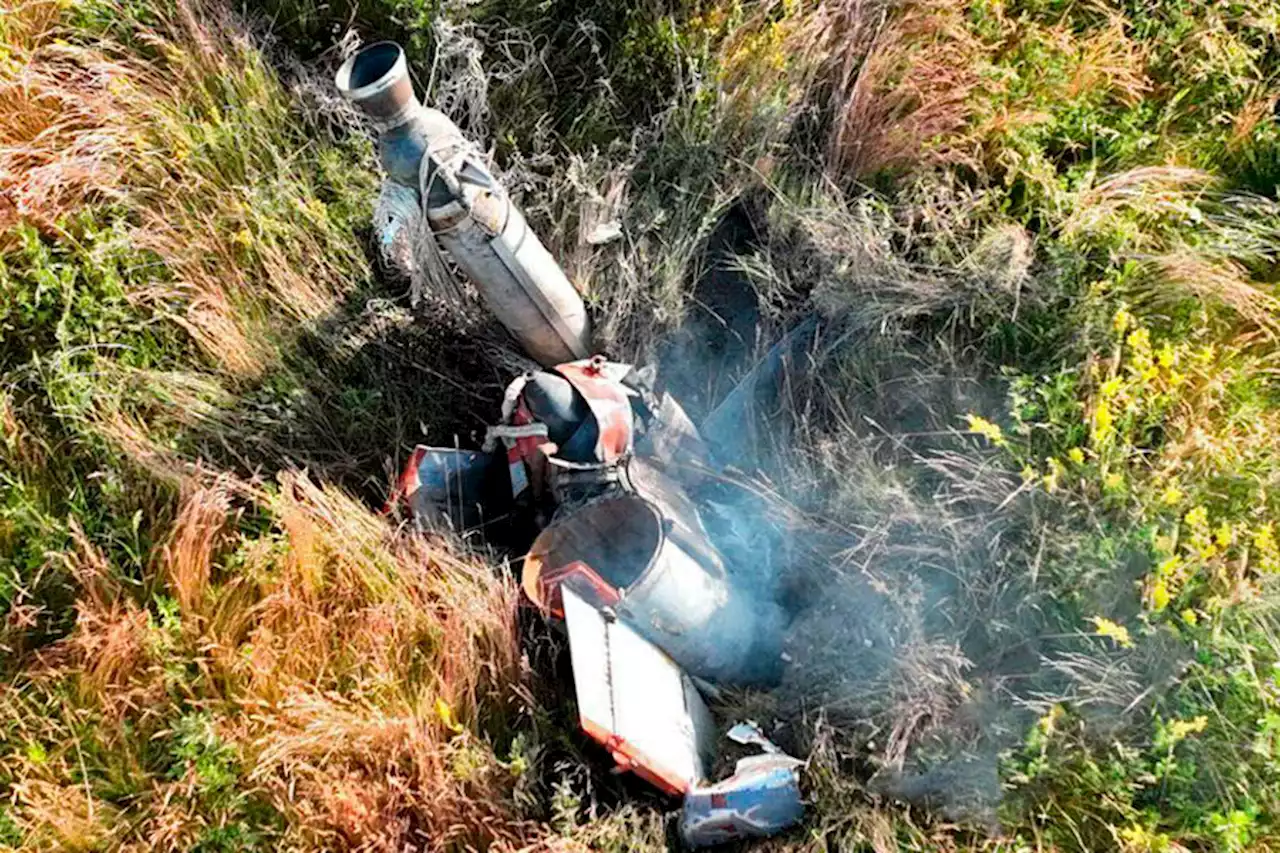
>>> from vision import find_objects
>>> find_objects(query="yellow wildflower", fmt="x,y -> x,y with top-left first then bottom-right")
1214,523 -> 1232,549
1093,401 -> 1115,443
1150,577 -> 1170,612
1253,524 -> 1276,554
435,698 -> 465,734
1090,616 -> 1133,648
1119,824 -> 1173,852
1160,485 -> 1184,506
1165,715 -> 1208,745
1191,537 -> 1218,561
1157,554 -> 1182,578
1043,457 -> 1063,492
1180,608 -> 1198,626
1255,524 -> 1280,573
964,414 -> 1007,447
1104,471 -> 1125,491
1127,328 -> 1154,372
1184,506 -> 1209,529
1113,306 -> 1133,335
1037,704 -> 1065,735
294,196 -> 328,220
1068,447 -> 1086,465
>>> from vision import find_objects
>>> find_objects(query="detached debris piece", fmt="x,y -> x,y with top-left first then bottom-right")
727,720 -> 786,753
392,446 -> 509,530
338,39 -> 805,846
681,722 -> 805,846
682,754 -> 805,847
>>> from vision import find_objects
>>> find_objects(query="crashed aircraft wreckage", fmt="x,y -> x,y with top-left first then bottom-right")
337,41 -> 804,846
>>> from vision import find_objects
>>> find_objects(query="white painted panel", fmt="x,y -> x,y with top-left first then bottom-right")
609,615 -> 703,785
562,587 -> 613,733
562,587 -> 708,790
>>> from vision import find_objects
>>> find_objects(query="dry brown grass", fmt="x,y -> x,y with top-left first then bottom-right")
0,392 -> 48,489
1,468 -> 534,850
0,37 -> 132,243
223,474 -> 530,848
715,0 -> 849,122
1059,167 -> 1280,338
162,478 -> 233,624
7,778 -> 122,852
827,0 -> 988,178
41,523 -> 160,720
93,410 -> 195,486
1061,166 -> 1217,242
246,690 -> 534,850
1231,92 -> 1279,150
1066,15 -> 1150,106
825,0 -> 1150,180
1149,251 -> 1280,338
753,180 -> 1029,331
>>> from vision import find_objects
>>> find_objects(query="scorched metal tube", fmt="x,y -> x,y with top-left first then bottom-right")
336,41 -> 592,366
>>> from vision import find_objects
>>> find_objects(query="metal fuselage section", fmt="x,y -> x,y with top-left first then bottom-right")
341,40 -> 801,842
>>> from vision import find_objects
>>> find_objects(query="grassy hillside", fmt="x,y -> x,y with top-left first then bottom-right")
2,0 -> 1279,850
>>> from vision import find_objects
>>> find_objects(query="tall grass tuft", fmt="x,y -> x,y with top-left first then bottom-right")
1,470 -> 532,850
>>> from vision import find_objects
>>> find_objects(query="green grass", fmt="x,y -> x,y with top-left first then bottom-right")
3,0 -> 1280,849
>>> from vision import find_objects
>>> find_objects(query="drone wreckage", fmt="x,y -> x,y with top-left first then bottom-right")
337,41 -> 807,846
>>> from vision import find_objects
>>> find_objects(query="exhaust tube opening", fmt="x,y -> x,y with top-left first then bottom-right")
346,42 -> 400,88
335,41 -> 417,128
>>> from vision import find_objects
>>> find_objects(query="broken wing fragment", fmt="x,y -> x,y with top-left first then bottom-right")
561,585 -> 715,794
562,587 -> 806,846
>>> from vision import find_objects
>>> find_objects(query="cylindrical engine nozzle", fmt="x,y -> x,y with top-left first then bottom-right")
522,489 -> 785,685
334,41 -> 415,129
336,42 -> 592,367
